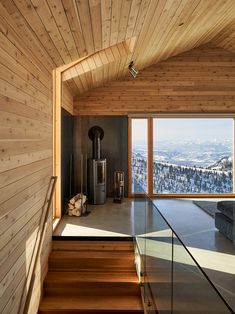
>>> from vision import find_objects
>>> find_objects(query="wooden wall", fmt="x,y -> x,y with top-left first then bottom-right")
62,83 -> 74,115
74,45 -> 235,115
0,6 -> 57,314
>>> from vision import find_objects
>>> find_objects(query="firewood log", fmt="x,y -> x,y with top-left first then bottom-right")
68,203 -> 74,210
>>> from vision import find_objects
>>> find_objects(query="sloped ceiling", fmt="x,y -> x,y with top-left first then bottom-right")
212,20 -> 235,54
1,0 -> 235,96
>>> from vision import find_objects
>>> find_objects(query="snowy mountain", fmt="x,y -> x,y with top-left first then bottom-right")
207,156 -> 232,171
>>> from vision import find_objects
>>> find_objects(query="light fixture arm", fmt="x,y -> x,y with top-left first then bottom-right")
128,61 -> 138,78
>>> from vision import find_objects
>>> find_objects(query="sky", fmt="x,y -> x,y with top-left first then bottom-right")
132,118 -> 233,143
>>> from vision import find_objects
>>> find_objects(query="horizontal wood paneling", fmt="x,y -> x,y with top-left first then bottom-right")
74,45 -> 235,115
0,3 -> 59,313
0,185 -> 49,238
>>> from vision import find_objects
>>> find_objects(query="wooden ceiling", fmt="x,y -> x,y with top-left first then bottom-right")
1,0 -> 235,96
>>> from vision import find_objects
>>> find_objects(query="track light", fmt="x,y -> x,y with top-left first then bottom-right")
128,61 -> 138,78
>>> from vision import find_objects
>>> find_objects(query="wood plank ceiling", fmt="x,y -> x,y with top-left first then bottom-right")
2,0 -> 235,96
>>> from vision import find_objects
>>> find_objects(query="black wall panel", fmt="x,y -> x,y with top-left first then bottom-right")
61,108 -> 74,212
73,116 -> 128,198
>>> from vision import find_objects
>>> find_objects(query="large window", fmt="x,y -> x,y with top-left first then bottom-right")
130,117 -> 234,196
153,118 -> 233,194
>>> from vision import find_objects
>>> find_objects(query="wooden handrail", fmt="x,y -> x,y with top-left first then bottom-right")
18,176 -> 57,314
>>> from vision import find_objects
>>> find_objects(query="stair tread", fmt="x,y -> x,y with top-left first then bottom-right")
49,251 -> 135,271
52,241 -> 134,252
45,271 -> 138,283
49,251 -> 134,259
39,295 -> 143,311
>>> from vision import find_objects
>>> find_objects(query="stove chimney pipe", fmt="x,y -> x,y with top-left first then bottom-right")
88,126 -> 104,160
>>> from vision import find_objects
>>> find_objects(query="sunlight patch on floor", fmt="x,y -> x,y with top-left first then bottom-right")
138,229 -> 175,238
61,223 -> 129,237
137,238 -> 235,275
188,246 -> 235,275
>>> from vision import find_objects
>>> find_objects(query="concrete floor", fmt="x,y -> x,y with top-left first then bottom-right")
54,198 -> 134,237
54,197 -> 235,312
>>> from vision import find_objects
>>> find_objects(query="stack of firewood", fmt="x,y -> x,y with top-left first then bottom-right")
68,193 -> 87,216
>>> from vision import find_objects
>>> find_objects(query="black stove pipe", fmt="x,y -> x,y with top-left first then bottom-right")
88,126 -> 104,159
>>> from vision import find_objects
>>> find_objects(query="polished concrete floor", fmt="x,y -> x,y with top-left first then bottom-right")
54,198 -> 134,237
54,197 -> 235,311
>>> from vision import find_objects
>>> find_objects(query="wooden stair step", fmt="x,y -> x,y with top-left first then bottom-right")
52,241 -> 134,252
44,271 -> 140,296
49,251 -> 134,270
49,250 -> 134,259
44,282 -> 140,297
45,271 -> 139,283
38,295 -> 144,313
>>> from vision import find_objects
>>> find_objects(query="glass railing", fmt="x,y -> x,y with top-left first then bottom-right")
133,190 -> 234,314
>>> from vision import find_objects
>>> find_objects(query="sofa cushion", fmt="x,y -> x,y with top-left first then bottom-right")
217,201 -> 234,221
215,212 -> 233,241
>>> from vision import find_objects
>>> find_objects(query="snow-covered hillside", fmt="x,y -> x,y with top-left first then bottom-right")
132,155 -> 232,194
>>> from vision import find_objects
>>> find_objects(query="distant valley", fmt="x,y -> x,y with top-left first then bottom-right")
132,140 -> 233,193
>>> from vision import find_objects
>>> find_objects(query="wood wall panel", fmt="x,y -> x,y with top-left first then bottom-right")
0,4 -> 64,313
62,83 -> 74,115
74,45 -> 235,115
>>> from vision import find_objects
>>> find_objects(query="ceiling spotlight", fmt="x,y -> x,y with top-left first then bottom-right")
128,61 -> 138,78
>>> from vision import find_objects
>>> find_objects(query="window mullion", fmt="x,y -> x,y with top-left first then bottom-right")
233,118 -> 235,194
148,117 -> 153,196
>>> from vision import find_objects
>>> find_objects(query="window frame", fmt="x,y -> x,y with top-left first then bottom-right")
128,114 -> 235,198
128,117 -> 152,197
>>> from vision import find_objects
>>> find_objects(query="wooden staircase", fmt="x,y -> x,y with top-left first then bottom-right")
38,239 -> 144,313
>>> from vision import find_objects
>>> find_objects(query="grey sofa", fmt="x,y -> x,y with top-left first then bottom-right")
215,201 -> 235,246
